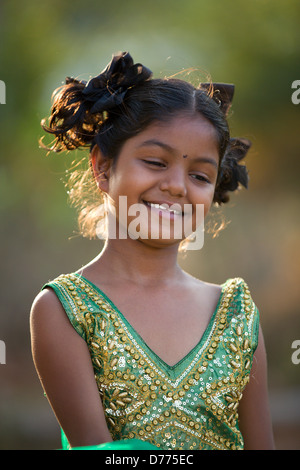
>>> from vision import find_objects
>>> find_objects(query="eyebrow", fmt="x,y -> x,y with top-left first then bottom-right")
137,139 -> 175,154
137,139 -> 218,169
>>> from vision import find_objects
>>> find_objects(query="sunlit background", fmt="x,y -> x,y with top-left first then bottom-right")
0,0 -> 299,449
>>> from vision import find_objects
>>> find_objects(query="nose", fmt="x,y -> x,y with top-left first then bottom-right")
159,165 -> 187,198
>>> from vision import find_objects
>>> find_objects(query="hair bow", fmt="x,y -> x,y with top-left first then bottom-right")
78,51 -> 152,114
214,138 -> 251,203
201,82 -> 235,116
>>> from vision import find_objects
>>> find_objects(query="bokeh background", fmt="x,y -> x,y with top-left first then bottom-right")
0,0 -> 299,450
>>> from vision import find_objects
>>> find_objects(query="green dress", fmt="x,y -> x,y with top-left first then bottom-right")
42,274 -> 259,450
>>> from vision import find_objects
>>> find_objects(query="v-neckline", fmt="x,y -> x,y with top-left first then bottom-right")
73,273 -> 228,373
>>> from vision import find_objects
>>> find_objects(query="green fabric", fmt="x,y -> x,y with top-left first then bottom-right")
43,273 -> 259,451
70,440 -> 158,451
61,429 -> 158,450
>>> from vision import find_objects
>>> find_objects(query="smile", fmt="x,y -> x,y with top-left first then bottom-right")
143,201 -> 183,216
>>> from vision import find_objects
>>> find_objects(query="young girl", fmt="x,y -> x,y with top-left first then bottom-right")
30,52 -> 274,450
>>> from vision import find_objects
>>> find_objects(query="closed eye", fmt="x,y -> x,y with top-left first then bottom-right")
142,159 -> 166,168
190,174 -> 211,184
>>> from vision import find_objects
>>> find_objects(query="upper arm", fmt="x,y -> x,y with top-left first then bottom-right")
30,288 -> 112,447
238,325 -> 275,450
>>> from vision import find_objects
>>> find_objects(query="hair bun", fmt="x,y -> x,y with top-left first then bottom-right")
201,82 -> 235,116
214,138 -> 251,204
41,52 -> 152,152
82,51 -> 152,114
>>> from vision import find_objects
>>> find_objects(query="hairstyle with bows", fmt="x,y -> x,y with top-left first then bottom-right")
41,52 -> 251,238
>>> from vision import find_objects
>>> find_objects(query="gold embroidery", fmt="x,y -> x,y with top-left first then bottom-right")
48,274 -> 259,450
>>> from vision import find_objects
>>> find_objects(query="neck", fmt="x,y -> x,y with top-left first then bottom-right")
94,237 -> 184,287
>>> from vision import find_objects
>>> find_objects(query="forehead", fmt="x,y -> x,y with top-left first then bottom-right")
123,114 -> 220,159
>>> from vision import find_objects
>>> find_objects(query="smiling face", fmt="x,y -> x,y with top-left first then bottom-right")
93,113 -> 220,248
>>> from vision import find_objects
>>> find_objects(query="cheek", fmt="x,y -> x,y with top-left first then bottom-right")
188,189 -> 214,235
110,160 -> 144,190
200,197 -> 213,226
193,185 -> 216,215
107,167 -> 133,198
205,187 -> 216,212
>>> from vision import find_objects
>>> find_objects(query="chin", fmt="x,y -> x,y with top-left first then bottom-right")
133,234 -> 183,250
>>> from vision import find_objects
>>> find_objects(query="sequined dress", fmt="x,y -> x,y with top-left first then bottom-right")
42,274 -> 259,450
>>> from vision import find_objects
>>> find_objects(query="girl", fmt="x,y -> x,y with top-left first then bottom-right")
30,52 -> 274,450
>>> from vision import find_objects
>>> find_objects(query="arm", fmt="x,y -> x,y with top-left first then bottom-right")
238,325 -> 275,450
30,288 -> 113,448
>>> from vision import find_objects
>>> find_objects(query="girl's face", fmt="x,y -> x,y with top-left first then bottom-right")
96,114 -> 219,248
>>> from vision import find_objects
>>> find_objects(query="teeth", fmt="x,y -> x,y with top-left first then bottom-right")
147,202 -> 182,215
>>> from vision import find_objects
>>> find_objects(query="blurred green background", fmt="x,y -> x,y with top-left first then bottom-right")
0,0 -> 299,450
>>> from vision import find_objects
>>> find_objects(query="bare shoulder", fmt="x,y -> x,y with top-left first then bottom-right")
202,279 -> 223,296
182,271 -> 222,300
30,287 -> 82,350
31,288 -> 69,328
173,273 -> 223,322
31,287 -> 61,315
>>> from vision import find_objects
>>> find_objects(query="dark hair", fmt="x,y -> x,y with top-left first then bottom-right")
41,53 -> 250,238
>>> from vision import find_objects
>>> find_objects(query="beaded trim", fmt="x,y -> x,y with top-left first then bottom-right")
45,274 -> 259,450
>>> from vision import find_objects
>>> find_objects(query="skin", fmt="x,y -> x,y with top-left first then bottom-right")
30,114 -> 275,449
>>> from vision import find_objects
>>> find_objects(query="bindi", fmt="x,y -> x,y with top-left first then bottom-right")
182,154 -> 188,159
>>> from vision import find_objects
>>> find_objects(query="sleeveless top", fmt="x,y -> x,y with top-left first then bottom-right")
42,273 -> 259,451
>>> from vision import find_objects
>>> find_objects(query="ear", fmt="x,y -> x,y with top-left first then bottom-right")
201,82 -> 235,116
90,145 -> 111,193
